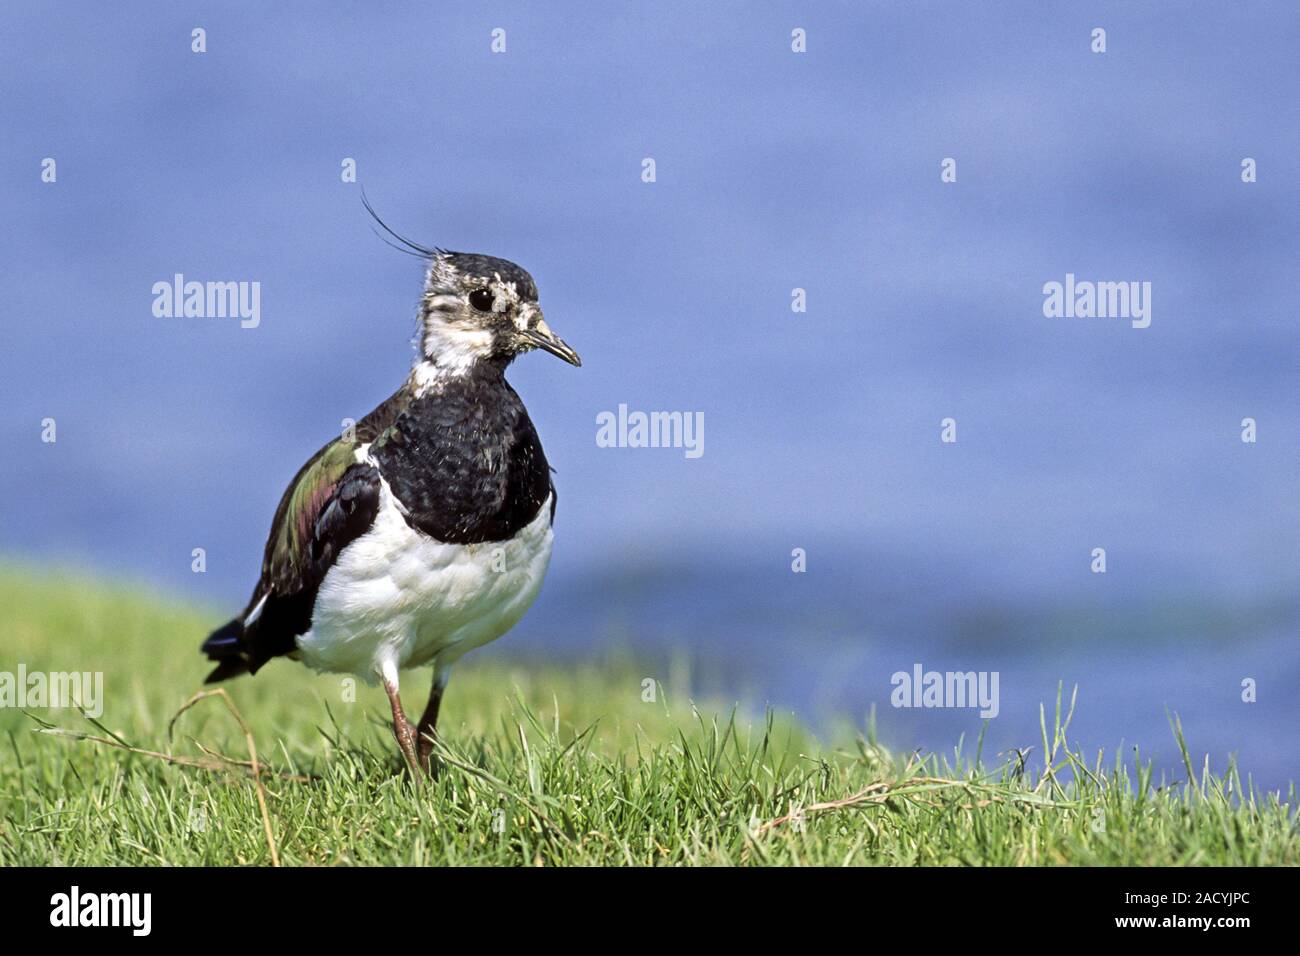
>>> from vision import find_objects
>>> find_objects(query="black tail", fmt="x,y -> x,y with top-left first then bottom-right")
201,618 -> 250,683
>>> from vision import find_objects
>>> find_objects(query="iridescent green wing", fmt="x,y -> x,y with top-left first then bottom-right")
204,383 -> 415,677
260,439 -> 364,594
257,381 -> 415,598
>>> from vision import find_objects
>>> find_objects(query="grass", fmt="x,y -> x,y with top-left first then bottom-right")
0,569 -> 1295,866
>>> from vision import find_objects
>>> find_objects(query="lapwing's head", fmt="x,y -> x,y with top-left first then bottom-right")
416,251 -> 580,371
363,196 -> 580,372
400,251 -> 579,374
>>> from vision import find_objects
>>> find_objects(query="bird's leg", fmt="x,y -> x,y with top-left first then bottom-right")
381,675 -> 420,775
416,671 -> 447,773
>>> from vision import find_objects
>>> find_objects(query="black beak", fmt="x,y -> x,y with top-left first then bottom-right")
522,319 -> 582,367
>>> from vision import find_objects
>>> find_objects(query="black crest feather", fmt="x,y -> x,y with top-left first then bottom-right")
360,188 -> 447,260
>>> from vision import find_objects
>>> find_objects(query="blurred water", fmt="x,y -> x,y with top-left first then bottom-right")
493,547 -> 1298,791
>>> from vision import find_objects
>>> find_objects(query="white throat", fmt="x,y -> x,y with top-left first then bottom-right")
413,323 -> 494,394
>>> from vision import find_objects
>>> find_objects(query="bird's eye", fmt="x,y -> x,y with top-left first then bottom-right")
468,288 -> 495,312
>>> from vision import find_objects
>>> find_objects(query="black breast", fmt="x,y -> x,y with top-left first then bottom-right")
370,365 -> 552,544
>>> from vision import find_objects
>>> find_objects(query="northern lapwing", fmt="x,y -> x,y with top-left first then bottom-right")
201,217 -> 580,774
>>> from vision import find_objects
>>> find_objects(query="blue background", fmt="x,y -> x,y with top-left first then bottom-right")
2,3 -> 1297,789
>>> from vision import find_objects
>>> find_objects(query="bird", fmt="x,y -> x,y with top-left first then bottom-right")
199,216 -> 580,774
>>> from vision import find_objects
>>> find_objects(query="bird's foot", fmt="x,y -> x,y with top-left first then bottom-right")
381,678 -> 421,776
395,715 -> 422,777
417,728 -> 441,777
415,674 -> 445,777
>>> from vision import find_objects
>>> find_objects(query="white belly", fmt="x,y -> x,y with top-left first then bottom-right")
297,482 -> 554,681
